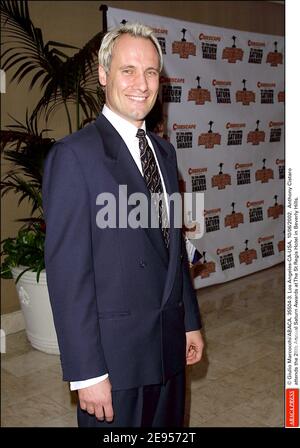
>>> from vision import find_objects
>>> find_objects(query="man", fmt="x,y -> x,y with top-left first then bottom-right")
43,23 -> 204,428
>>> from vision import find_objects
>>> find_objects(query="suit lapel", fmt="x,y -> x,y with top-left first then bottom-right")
148,134 -> 181,307
94,114 -> 168,265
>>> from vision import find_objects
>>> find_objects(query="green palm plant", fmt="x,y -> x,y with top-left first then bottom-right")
1,112 -> 53,281
1,0 -> 104,132
1,0 -> 105,281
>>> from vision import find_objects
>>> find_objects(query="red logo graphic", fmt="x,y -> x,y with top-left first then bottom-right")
191,251 -> 216,279
247,120 -> 265,145
258,235 -> 274,244
199,33 -> 221,42
255,159 -> 274,183
222,35 -> 244,63
269,120 -> 284,128
198,121 -> 221,149
188,167 -> 208,175
266,41 -> 283,67
211,163 -> 231,190
236,79 -> 255,105
204,208 -> 221,216
188,76 -> 211,105
267,195 -> 284,220
248,40 -> 266,48
172,28 -> 196,59
239,240 -> 257,265
151,27 -> 168,35
236,163 -> 253,170
225,202 -> 244,229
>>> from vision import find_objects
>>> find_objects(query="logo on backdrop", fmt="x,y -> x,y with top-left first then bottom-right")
199,32 -> 221,60
191,251 -> 216,279
152,26 -> 168,54
222,36 -> 244,63
266,41 -> 283,67
174,123 -> 196,149
213,79 -> 232,104
172,28 -> 196,59
226,122 -> 246,146
224,202 -> 244,229
235,162 -> 253,185
247,120 -> 265,145
217,246 -> 235,271
269,120 -> 283,143
160,76 -> 184,103
198,121 -> 221,149
276,159 -> 285,180
267,195 -> 284,220
247,199 -> 264,223
255,158 -> 274,183
258,235 -> 275,258
248,39 -> 265,64
236,79 -> 256,105
152,27 -> 168,35
157,37 -> 166,54
188,76 -> 211,105
211,163 -> 231,190
258,81 -> 276,104
204,208 -> 221,233
239,239 -> 257,265
188,167 -> 207,192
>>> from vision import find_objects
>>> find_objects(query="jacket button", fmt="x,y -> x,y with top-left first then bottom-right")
139,259 -> 147,268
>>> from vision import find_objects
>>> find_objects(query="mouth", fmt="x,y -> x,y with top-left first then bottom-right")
126,95 -> 148,102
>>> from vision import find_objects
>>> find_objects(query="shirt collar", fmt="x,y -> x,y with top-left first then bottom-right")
102,105 -> 146,142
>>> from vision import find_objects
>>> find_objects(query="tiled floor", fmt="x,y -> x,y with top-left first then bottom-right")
1,263 -> 284,427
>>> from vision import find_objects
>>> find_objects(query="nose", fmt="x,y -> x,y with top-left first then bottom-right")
135,71 -> 148,92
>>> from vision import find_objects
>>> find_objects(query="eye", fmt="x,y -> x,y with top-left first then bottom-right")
122,68 -> 134,75
147,70 -> 159,77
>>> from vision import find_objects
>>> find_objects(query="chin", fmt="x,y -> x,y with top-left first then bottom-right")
130,105 -> 152,118
130,112 -> 148,123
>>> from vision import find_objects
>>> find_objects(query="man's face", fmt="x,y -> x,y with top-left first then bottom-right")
99,34 -> 160,128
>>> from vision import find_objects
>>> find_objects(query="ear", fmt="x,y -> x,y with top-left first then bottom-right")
98,65 -> 107,86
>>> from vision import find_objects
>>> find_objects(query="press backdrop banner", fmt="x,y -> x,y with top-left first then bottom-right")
107,7 -> 285,289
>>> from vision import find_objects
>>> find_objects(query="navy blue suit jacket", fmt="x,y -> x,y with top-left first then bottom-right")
43,113 -> 201,391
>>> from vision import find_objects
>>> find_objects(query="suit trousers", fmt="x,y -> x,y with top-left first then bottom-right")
77,370 -> 186,427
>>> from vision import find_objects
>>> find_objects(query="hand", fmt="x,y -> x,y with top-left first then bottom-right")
186,330 -> 204,365
78,378 -> 114,422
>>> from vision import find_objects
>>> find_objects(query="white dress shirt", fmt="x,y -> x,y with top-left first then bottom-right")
102,105 -> 169,215
70,105 -> 169,391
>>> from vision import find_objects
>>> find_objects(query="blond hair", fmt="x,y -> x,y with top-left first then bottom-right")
98,23 -> 163,72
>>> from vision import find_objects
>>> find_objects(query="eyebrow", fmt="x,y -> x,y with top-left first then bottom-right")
119,65 -> 159,72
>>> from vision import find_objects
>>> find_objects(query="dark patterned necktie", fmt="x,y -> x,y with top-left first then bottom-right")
136,129 -> 169,248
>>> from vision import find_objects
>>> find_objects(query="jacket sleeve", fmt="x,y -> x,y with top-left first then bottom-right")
42,142 -> 108,381
170,143 -> 202,332
181,236 -> 202,331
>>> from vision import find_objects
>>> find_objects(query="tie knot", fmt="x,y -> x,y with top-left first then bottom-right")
136,129 -> 146,139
